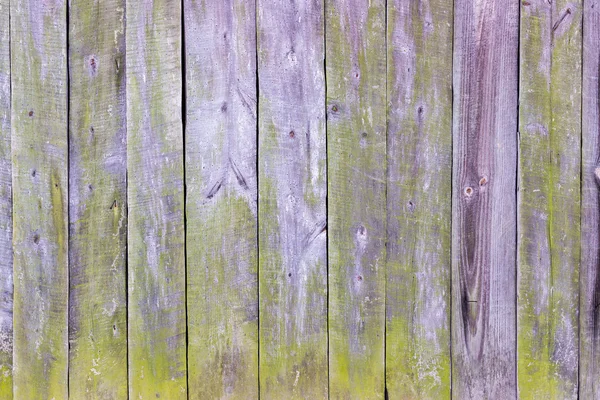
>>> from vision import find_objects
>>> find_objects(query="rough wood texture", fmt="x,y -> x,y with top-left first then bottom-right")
68,0 -> 128,398
517,1 -> 581,398
0,0 -> 11,397
452,0 -> 519,398
126,1 -> 186,397
326,0 -> 387,398
257,1 -> 328,398
385,0 -> 453,398
185,0 -> 258,398
10,0 -> 68,398
581,0 -> 600,397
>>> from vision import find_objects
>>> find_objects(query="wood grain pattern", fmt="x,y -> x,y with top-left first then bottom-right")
581,0 -> 600,397
68,0 -> 128,398
257,0 -> 328,397
184,0 -> 258,398
126,1 -> 187,397
385,0 -> 453,398
517,0 -> 581,398
452,0 -> 519,398
326,0 -> 387,398
0,0 -> 11,397
10,0 -> 68,398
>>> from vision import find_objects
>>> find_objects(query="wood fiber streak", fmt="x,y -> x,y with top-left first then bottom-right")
68,0 -> 127,398
257,0 -> 328,398
385,0 -> 453,398
518,0 -> 581,398
126,0 -> 186,397
326,0 -> 387,398
581,0 -> 600,397
452,0 -> 519,398
185,0 -> 259,398
0,0 -> 11,397
10,0 -> 68,398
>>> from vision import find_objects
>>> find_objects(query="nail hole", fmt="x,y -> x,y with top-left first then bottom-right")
357,275 -> 363,281
289,130 -> 295,138
33,234 -> 39,244
28,111 -> 33,117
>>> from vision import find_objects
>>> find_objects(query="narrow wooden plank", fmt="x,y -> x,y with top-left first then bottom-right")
126,1 -> 187,397
0,0 -> 10,397
326,0 -> 386,398
580,0 -> 600,397
184,0 -> 258,398
257,0 -> 328,397
517,1 -> 581,398
385,0 -> 453,398
68,0 -> 127,398
451,0 -> 519,398
10,0 -> 68,398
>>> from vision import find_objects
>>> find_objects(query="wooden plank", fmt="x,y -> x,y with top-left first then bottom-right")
0,0 -> 11,397
517,1 -> 581,398
257,0 -> 328,398
580,0 -> 600,397
184,0 -> 258,398
68,0 -> 127,398
326,0 -> 386,398
126,0 -> 187,398
385,0 -> 452,398
10,0 -> 68,398
451,0 -> 519,398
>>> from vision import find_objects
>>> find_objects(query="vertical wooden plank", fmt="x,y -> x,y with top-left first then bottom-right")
68,0 -> 127,398
185,0 -> 258,398
385,0 -> 452,398
257,0 -> 328,397
326,0 -> 386,398
0,0 -> 10,397
10,0 -> 68,398
517,0 -> 581,398
451,0 -> 519,398
126,0 -> 186,398
580,0 -> 600,397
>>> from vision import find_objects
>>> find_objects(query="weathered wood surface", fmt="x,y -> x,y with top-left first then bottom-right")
0,0 -> 11,397
68,0 -> 128,398
11,0 -> 69,398
385,0 -> 453,398
517,0 -> 581,398
184,0 -> 258,398
452,0 -> 519,398
126,0 -> 186,398
326,0 -> 387,398
257,0 -> 328,398
581,0 -> 600,397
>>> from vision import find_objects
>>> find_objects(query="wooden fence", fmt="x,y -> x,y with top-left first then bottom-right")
0,0 -> 596,398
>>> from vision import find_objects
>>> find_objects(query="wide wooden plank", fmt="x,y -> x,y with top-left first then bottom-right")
68,0 -> 127,398
0,0 -> 11,397
10,0 -> 68,398
581,0 -> 600,397
126,1 -> 186,397
451,0 -> 519,398
326,0 -> 387,398
517,1 -> 581,398
184,0 -> 258,398
257,0 -> 328,397
385,0 -> 453,398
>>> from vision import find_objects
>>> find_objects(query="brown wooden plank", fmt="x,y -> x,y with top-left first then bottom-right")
385,0 -> 453,398
517,0 -> 582,398
581,0 -> 600,397
10,0 -> 68,398
184,0 -> 259,398
68,0 -> 128,398
451,0 -> 519,398
126,0 -> 187,397
257,0 -> 328,397
326,0 -> 387,398
0,0 -> 10,396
